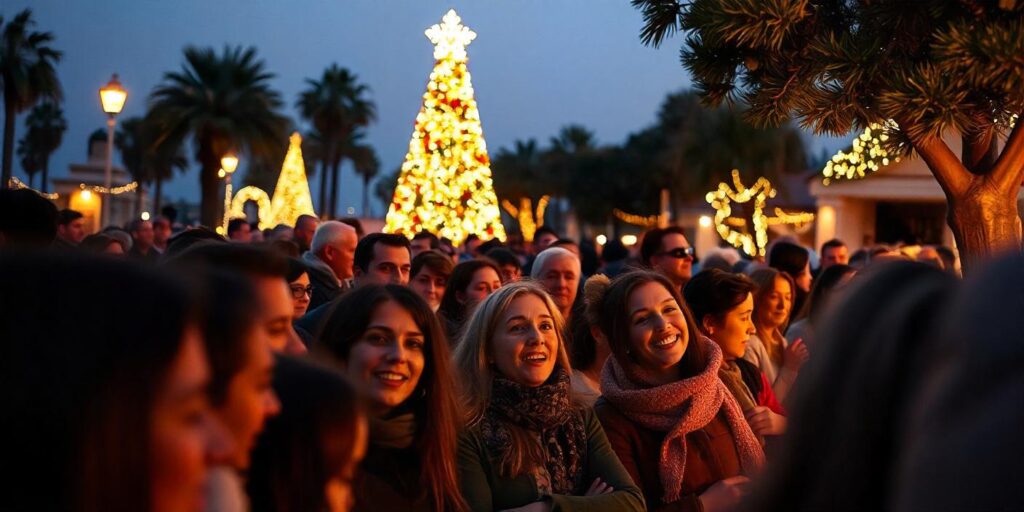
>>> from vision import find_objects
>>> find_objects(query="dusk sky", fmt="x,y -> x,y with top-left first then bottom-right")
11,0 -> 847,216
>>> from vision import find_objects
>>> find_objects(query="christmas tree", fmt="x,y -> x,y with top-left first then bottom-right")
230,132 -> 316,229
384,9 -> 506,245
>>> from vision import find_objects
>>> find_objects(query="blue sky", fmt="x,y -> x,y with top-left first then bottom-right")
10,0 -> 847,216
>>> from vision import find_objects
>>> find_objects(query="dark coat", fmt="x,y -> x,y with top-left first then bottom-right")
594,398 -> 744,512
353,444 -> 429,511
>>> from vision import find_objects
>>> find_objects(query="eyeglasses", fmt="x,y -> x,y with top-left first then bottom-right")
659,247 -> 695,259
289,284 -> 314,299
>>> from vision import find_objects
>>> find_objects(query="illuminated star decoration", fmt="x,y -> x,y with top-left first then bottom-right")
425,9 -> 476,62
706,170 -> 815,257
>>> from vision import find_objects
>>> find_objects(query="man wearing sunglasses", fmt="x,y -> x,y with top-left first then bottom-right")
640,226 -> 696,293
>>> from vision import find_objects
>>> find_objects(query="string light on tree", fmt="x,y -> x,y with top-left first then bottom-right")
706,169 -> 815,257
821,121 -> 900,185
383,9 -> 506,245
226,132 -> 317,231
612,208 -> 666,228
501,195 -> 549,242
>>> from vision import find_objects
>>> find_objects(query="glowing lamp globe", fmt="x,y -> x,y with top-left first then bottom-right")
221,154 -> 239,174
99,74 -> 127,115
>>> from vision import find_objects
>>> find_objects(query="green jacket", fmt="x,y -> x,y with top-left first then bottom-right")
457,407 -> 646,511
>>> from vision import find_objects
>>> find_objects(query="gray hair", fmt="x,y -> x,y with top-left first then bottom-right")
530,247 -> 580,279
311,221 -> 356,254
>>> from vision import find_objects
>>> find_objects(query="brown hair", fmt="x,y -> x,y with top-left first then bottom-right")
411,249 -> 455,280
452,282 -> 574,479
749,267 -> 797,366
588,270 -> 707,379
437,258 -> 501,328
317,285 -> 466,512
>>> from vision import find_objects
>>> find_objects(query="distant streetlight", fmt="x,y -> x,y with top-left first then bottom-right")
99,74 -> 127,227
221,152 -> 239,231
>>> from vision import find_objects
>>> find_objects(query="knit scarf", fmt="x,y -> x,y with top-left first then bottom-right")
481,368 -> 586,495
600,336 -> 765,503
718,360 -> 757,413
369,411 -> 416,449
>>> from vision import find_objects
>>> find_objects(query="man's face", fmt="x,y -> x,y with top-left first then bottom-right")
325,231 -> 358,280
538,254 -> 580,317
294,219 -> 318,251
821,245 -> 849,270
133,221 -> 155,249
216,327 -> 280,469
153,220 -> 172,247
358,243 -> 411,286
59,219 -> 86,243
230,223 -> 252,243
649,233 -> 694,287
464,238 -> 482,256
410,238 -> 433,257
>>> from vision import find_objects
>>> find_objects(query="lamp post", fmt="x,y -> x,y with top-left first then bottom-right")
220,153 -> 239,232
99,74 -> 127,227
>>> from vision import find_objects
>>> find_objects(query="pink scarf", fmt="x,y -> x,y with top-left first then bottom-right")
600,336 -> 764,503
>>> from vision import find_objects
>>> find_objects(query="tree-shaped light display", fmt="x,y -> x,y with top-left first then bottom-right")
383,9 -> 506,245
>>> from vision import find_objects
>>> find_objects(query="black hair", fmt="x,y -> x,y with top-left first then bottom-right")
354,233 -> 411,273
484,247 -> 521,269
58,208 -> 84,226
0,188 -> 58,247
163,227 -> 225,258
1,252 -> 193,512
601,239 -> 629,262
533,226 -> 557,241
80,233 -> 125,253
793,264 -> 856,325
820,238 -> 846,255
640,226 -> 687,265
413,230 -> 441,248
476,238 -> 504,255
167,242 -> 288,279
286,257 -> 307,282
247,356 -> 364,512
683,269 -> 757,328
227,218 -> 248,236
339,217 -> 364,238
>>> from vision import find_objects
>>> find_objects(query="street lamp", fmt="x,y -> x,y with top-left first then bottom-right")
220,152 -> 239,232
99,74 -> 127,227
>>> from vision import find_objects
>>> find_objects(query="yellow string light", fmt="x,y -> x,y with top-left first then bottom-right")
822,121 -> 900,185
226,132 -> 316,230
384,9 -> 506,246
79,182 -> 138,195
612,208 -> 666,228
501,195 -> 549,242
8,177 -> 59,199
706,170 -> 815,257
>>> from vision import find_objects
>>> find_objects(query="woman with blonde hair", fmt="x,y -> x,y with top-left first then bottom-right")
745,268 -> 808,403
453,282 -> 644,512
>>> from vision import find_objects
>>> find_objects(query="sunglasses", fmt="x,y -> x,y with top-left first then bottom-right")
289,284 -> 314,300
659,247 -> 695,259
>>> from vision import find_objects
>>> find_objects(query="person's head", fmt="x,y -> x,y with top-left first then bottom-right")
743,262 -> 958,512
251,224 -> 266,243
410,250 -> 454,311
129,218 -> 155,250
161,204 -> 178,224
454,282 -> 572,412
796,264 -> 856,326
819,239 -> 849,271
152,216 -> 172,248
247,357 -> 367,512
683,269 -> 757,360
769,241 -> 812,293
287,257 -> 312,320
462,233 -> 482,256
438,258 -> 503,325
485,247 -> 522,283
551,238 -> 580,257
227,218 -> 252,243
169,243 -> 296,353
103,226 -> 134,252
1,252 -> 225,512
312,221 -> 358,281
587,270 -> 705,386
0,188 -> 58,248
268,223 -> 293,242
530,247 -> 581,319
410,230 -> 441,257
353,233 -> 412,285
317,284 -> 466,512
601,239 -> 629,263
749,267 -> 796,333
339,217 -> 364,239
532,226 -> 559,253
57,208 -> 86,244
164,227 -> 224,257
195,270 -> 281,470
293,214 -> 319,253
640,226 -> 695,289
80,233 -> 126,255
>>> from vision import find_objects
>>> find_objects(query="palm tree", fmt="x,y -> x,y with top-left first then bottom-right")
296,64 -> 376,218
374,167 -> 401,216
343,129 -> 380,217
1,9 -> 62,189
22,101 -> 65,192
545,124 -> 597,232
147,45 -> 288,226
15,132 -> 41,187
117,116 -> 188,215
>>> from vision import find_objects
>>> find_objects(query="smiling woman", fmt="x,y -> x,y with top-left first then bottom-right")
452,282 -> 645,512
316,284 -> 467,512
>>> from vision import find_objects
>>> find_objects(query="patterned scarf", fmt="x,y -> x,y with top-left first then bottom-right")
600,336 -> 765,503
481,368 -> 586,494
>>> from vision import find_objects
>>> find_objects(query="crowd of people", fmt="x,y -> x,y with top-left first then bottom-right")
1,185 -> 1021,511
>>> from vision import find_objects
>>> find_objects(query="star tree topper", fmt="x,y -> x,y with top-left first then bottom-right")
426,9 -> 476,62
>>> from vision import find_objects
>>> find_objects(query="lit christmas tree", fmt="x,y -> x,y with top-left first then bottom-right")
230,132 -> 316,229
384,9 -> 506,245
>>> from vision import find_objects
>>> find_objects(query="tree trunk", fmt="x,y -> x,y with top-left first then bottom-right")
41,155 -> 50,193
198,145 -> 222,228
946,180 -> 1021,273
362,175 -> 370,217
329,160 -> 341,218
318,160 -> 328,219
135,183 -> 145,218
154,177 -> 163,214
2,95 -> 16,190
